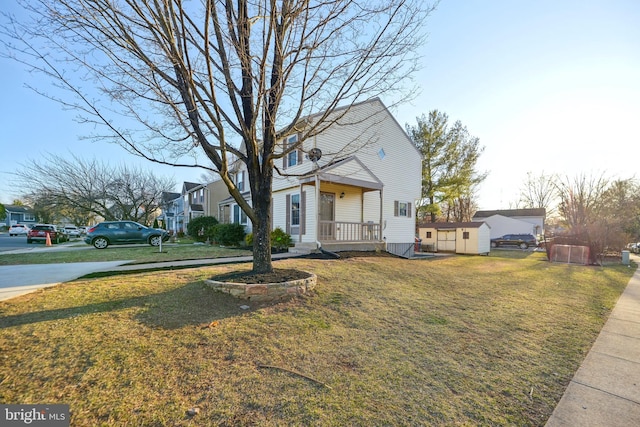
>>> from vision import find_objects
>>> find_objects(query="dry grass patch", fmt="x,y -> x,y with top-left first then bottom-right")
0,252 -> 634,426
0,244 -> 252,265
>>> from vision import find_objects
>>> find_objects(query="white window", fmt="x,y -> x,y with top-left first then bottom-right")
378,148 -> 386,160
236,171 -> 245,192
283,134 -> 303,169
291,194 -> 300,226
287,135 -> 299,167
394,201 -> 412,217
233,205 -> 247,225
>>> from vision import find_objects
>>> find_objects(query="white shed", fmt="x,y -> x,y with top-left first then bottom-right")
417,222 -> 491,255
472,208 -> 545,238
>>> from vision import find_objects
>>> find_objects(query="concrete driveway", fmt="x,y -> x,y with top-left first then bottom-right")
0,261 -> 130,301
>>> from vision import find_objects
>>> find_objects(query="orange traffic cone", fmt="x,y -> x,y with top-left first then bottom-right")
45,233 -> 52,247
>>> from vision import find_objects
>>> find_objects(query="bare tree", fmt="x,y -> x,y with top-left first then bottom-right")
518,171 -> 558,216
16,154 -> 175,225
600,178 -> 640,242
442,186 -> 479,222
555,172 -> 609,233
2,0 -> 434,273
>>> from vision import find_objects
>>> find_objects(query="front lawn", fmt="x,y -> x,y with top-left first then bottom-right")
0,252 -> 633,425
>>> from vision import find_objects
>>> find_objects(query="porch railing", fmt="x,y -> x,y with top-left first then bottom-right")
319,221 -> 381,242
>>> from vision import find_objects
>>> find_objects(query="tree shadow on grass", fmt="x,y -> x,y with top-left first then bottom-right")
0,281 -> 251,330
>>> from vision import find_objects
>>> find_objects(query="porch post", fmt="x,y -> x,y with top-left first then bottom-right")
315,173 -> 320,247
299,183 -> 304,243
379,188 -> 383,240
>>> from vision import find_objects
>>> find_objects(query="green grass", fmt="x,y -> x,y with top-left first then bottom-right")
0,252 -> 634,426
0,242 -> 252,265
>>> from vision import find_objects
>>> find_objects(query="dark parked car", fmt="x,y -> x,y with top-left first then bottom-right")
27,224 -> 68,244
490,234 -> 537,249
84,221 -> 169,249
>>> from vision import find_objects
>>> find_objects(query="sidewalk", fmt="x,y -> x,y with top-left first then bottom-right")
0,251 -> 301,301
545,257 -> 640,426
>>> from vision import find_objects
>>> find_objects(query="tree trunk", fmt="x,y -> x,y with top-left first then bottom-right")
251,171 -> 274,274
252,213 -> 273,274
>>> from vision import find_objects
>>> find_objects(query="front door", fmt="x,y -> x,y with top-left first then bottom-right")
319,192 -> 335,240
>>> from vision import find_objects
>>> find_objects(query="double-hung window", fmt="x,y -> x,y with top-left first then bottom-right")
233,205 -> 247,225
236,171 -> 245,192
283,134 -> 302,169
291,194 -> 300,227
394,201 -> 412,218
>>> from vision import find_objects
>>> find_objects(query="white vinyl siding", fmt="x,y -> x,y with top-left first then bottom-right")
272,98 -> 421,244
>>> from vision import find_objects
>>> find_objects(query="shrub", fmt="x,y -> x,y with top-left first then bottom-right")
271,227 -> 293,251
187,216 -> 219,242
211,223 -> 246,246
245,227 -> 293,251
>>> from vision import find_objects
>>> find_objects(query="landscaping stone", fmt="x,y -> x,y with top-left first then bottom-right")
205,272 -> 317,301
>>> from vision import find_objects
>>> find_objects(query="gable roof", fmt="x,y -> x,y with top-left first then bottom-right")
183,182 -> 203,193
162,192 -> 181,203
298,155 -> 384,191
473,208 -> 546,218
290,97 -> 420,157
4,205 -> 34,213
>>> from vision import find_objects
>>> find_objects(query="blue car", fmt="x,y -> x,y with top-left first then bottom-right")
84,221 -> 169,249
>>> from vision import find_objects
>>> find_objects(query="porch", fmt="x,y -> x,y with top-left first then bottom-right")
292,156 -> 386,253
317,220 -> 385,252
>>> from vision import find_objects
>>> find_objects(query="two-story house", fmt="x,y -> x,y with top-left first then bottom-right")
159,180 -> 231,234
183,182 -> 206,228
220,98 -> 422,254
159,191 -> 184,234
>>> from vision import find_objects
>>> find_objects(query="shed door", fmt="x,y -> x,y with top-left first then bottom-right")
437,230 -> 456,252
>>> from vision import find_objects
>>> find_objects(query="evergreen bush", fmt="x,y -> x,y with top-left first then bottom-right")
187,216 -> 219,242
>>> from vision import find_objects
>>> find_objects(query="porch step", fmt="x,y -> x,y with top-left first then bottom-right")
288,246 -> 312,255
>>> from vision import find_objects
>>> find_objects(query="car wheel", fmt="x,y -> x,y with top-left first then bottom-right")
27,239 -> 32,244
519,242 -> 528,249
149,235 -> 161,246
490,241 -> 497,248
93,237 -> 109,249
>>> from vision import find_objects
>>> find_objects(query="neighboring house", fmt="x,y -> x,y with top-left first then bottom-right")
223,97 -> 422,253
159,180 -> 231,234
206,179 -> 232,224
4,205 -> 37,227
472,208 -> 546,238
159,191 -> 184,234
417,222 -> 491,255
182,182 -> 206,229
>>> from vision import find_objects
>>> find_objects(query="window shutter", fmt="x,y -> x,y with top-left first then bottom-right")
394,201 -> 399,217
301,191 -> 306,235
286,194 -> 291,234
297,142 -> 303,165
241,171 -> 245,192
408,202 -> 412,218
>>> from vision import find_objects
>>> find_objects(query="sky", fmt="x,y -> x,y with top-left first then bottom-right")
1,0 -> 639,209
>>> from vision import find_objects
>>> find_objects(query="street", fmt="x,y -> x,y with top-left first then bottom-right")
0,233 -> 31,252
0,233 -> 87,253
